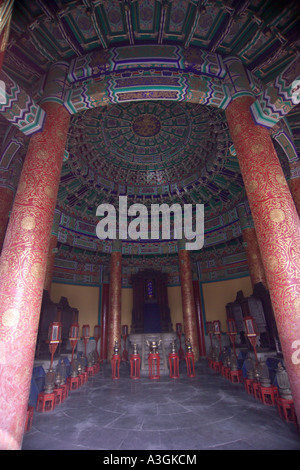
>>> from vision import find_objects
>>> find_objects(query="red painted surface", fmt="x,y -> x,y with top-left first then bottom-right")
0,102 -> 70,449
226,95 -> 300,423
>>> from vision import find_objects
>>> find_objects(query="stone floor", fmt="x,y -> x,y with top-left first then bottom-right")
22,359 -> 300,451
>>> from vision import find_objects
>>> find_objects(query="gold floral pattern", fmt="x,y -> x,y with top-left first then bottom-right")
226,95 -> 300,421
0,101 -> 70,448
242,227 -> 267,287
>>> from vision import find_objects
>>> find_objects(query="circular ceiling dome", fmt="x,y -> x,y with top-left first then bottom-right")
100,101 -> 192,167
67,101 -> 231,190
132,114 -> 161,137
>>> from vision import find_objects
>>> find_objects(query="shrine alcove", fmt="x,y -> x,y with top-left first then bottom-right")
130,270 -> 172,334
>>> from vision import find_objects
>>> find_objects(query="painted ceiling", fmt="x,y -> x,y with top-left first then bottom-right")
63,100 -> 242,218
1,0 -> 300,283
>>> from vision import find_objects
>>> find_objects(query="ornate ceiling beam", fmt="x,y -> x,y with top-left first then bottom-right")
250,54 -> 300,128
36,0 -> 85,56
209,0 -> 251,53
0,68 -> 45,135
82,0 -> 108,49
184,1 -> 202,49
123,0 -> 135,45
158,0 -> 168,44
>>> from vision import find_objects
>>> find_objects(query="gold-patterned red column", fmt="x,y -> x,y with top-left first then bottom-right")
226,95 -> 300,422
44,209 -> 61,293
0,101 -> 70,449
178,245 -> 199,361
237,202 -> 268,288
44,234 -> 58,293
242,228 -> 268,288
0,186 -> 14,253
107,240 -> 122,361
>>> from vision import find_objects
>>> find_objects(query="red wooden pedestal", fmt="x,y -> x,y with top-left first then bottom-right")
130,354 -> 141,379
54,387 -> 63,406
253,382 -> 262,401
277,397 -> 298,425
36,392 -> 56,412
111,354 -> 120,380
67,376 -> 80,391
185,352 -> 196,378
82,371 -> 88,383
222,366 -> 230,379
212,360 -> 222,373
230,369 -> 242,384
244,378 -> 254,396
86,366 -> 94,378
148,353 -> 160,379
260,385 -> 278,406
169,352 -> 180,379
61,383 -> 68,401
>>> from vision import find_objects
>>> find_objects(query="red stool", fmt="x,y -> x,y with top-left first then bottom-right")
54,387 -> 63,406
86,366 -> 94,377
277,397 -> 298,424
260,385 -> 278,406
253,382 -> 262,401
244,378 -> 254,396
212,360 -> 222,373
67,376 -> 80,391
81,371 -> 88,384
111,354 -> 120,379
230,369 -> 242,383
61,383 -> 68,401
25,406 -> 34,432
148,353 -> 160,379
130,353 -> 141,379
36,392 -> 56,412
225,367 -> 231,380
169,352 -> 180,379
185,352 -> 196,378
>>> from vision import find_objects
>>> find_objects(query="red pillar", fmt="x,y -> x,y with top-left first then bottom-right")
226,95 -> 300,422
242,227 -> 268,289
100,283 -> 109,361
0,101 -> 70,449
237,202 -> 268,288
178,246 -> 199,361
44,210 -> 61,293
107,242 -> 122,361
193,280 -> 206,357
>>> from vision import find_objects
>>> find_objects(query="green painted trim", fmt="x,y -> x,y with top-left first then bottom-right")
52,280 -> 101,288
199,273 -> 250,285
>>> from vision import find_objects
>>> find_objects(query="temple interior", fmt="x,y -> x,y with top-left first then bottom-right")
0,0 -> 299,452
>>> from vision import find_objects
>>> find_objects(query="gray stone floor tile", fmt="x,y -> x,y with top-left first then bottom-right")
22,359 -> 300,451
